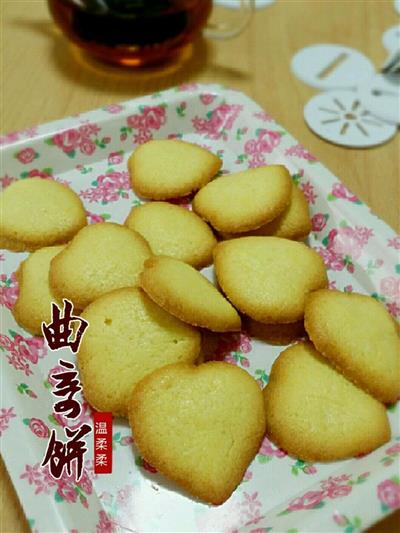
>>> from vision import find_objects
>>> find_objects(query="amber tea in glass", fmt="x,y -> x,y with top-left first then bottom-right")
48,0 -> 213,66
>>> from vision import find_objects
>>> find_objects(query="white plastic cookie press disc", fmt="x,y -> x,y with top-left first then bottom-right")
291,44 -> 375,90
357,74 -> 400,125
382,25 -> 400,52
304,91 -> 397,148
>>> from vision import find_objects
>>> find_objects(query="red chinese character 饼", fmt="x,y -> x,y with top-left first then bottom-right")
42,424 -> 92,480
42,299 -> 88,353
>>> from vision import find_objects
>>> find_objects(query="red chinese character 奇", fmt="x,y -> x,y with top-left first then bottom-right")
51,360 -> 82,419
41,424 -> 92,481
42,299 -> 88,353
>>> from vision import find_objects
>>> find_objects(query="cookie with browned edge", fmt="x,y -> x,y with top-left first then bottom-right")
125,201 -> 216,268
129,140 -> 221,200
244,317 -> 306,345
49,222 -> 152,310
12,245 -> 66,336
192,165 -> 292,234
214,237 -> 328,323
305,289 -> 400,404
129,362 -> 266,504
1,178 -> 87,252
140,256 -> 241,332
78,288 -> 200,417
263,341 -> 390,461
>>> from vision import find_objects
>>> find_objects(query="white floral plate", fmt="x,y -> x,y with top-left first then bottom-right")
1,84 -> 399,533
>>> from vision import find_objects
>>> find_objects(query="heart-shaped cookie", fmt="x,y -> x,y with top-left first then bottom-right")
129,362 -> 266,504
263,342 -> 390,462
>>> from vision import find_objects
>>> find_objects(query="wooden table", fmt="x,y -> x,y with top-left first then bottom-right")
1,1 -> 399,531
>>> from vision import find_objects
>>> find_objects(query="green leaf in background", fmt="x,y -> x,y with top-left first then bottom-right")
54,491 -> 64,503
312,501 -> 324,509
277,508 -> 291,517
22,418 -> 30,426
48,414 -> 59,426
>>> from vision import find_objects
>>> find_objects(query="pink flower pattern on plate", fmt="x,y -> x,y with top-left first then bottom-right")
96,510 -> 114,533
242,129 -> 281,167
377,478 -> 400,511
15,148 -> 39,165
257,436 -> 287,463
104,103 -> 124,114
317,225 -> 373,272
311,213 -> 329,232
80,171 -> 130,204
0,407 -> 16,436
0,174 -> 17,189
328,182 -> 361,204
0,126 -> 38,146
20,461 -> 95,507
0,332 -> 46,376
0,272 -> 19,309
214,332 -> 252,368
48,122 -> 105,158
380,277 -> 400,304
199,93 -> 216,105
192,103 -> 242,140
279,472 -> 370,515
122,105 -> 167,144
284,143 -> 317,162
387,236 -> 400,250
300,181 -> 317,204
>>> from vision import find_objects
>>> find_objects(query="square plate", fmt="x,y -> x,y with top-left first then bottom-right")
1,84 -> 399,533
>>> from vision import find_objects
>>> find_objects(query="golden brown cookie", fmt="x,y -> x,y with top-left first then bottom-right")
304,289 -> 400,404
192,165 -> 292,234
125,201 -> 217,268
140,256 -> 241,332
129,362 -> 266,504
77,288 -> 200,417
263,341 -> 390,461
12,245 -> 66,336
244,317 -> 306,345
222,185 -> 311,241
49,222 -> 152,310
214,237 -> 328,323
0,178 -> 87,252
128,140 -> 221,200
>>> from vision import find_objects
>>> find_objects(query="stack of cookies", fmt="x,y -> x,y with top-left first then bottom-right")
2,139 -> 399,506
